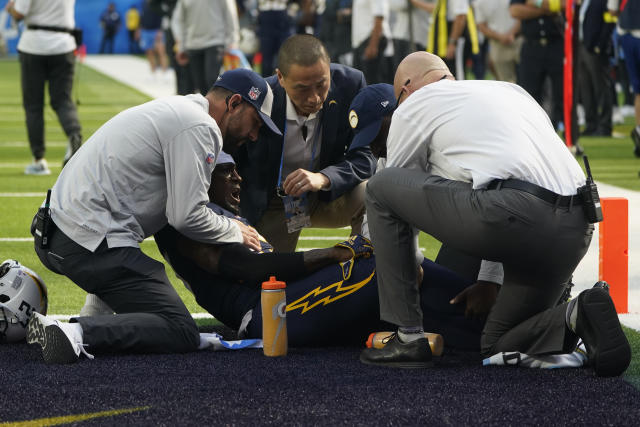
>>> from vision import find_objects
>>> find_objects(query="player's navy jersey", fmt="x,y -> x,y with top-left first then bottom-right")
207,203 -> 274,253
154,203 -> 260,330
155,204 -> 483,348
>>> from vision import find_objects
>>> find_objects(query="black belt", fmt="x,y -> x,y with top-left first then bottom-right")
487,179 -> 581,207
27,24 -> 74,34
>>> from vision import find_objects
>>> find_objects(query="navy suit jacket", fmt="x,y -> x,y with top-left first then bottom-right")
234,63 -> 376,226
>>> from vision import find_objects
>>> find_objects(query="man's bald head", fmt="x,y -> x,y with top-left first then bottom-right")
393,52 -> 453,104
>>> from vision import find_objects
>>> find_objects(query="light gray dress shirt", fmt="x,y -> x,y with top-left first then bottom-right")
48,94 -> 242,252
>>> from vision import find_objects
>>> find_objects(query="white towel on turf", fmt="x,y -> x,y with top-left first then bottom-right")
483,342 -> 588,369
198,332 -> 263,351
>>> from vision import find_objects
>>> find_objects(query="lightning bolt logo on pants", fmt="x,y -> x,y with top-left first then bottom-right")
285,269 -> 376,314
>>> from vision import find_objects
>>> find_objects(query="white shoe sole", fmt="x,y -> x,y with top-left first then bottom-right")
27,313 -> 79,364
24,169 -> 51,176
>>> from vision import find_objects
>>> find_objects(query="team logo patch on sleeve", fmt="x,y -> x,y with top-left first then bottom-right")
349,110 -> 358,129
205,153 -> 215,164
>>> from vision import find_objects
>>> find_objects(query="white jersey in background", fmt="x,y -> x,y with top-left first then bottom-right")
351,0 -> 395,57
14,0 -> 76,55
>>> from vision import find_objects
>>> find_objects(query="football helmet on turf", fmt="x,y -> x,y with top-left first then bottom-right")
0,259 -> 48,343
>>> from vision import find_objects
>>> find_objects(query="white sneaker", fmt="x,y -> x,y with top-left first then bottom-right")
162,68 -> 174,84
577,104 -> 586,127
621,105 -> 636,118
27,312 -> 94,363
79,293 -> 114,316
24,159 -> 51,175
612,107 -> 625,125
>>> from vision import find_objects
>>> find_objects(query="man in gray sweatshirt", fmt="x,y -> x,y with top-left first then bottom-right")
171,0 -> 240,95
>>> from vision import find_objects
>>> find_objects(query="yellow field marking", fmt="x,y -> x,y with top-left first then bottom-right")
0,406 -> 151,427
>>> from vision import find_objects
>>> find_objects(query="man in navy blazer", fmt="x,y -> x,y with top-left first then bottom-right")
234,34 -> 376,252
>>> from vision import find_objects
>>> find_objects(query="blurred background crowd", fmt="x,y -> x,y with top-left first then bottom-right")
1,0 -> 638,145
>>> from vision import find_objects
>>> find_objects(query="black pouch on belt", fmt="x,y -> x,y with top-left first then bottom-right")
34,189 -> 53,249
577,156 -> 603,224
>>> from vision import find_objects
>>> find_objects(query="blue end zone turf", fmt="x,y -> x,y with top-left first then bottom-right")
1,325 -> 639,425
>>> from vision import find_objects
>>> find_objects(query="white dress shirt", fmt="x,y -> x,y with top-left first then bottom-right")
387,79 -> 586,194
14,0 -> 76,55
446,0 -> 469,21
474,0 -> 517,34
387,79 -> 588,285
49,94 -> 242,252
281,94 -> 322,180
389,0 -> 431,46
351,0 -> 394,57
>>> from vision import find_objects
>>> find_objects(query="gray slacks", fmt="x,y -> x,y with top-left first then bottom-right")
366,168 -> 593,356
19,51 -> 82,159
32,218 -> 199,354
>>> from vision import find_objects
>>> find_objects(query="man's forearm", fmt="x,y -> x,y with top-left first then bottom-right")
302,247 -> 353,273
5,1 -> 25,20
367,17 -> 384,49
477,22 -> 504,42
449,14 -> 467,43
177,233 -> 352,285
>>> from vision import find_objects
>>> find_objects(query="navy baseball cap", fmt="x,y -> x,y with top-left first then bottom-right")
348,84 -> 396,151
213,68 -> 282,135
216,151 -> 235,165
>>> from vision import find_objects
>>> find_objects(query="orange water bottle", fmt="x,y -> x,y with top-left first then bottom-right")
261,276 -> 288,356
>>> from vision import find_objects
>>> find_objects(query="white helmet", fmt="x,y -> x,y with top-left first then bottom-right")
0,259 -> 48,343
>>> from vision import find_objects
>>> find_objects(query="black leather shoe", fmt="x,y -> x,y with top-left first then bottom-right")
360,334 -> 433,368
574,288 -> 631,377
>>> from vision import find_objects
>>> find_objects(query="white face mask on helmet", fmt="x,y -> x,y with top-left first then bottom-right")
0,259 -> 48,343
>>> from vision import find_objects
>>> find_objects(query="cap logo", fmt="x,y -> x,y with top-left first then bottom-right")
349,110 -> 358,129
205,153 -> 215,164
381,101 -> 389,108
248,86 -> 261,101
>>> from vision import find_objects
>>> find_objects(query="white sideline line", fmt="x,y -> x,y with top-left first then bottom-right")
0,192 -> 46,197
0,162 -> 61,168
51,313 -> 215,321
0,141 -> 66,148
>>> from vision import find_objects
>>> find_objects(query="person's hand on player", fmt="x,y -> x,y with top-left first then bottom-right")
283,169 -> 330,197
450,280 -> 499,318
232,219 -> 261,251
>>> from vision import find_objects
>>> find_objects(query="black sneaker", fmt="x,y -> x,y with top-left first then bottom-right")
631,127 -> 640,158
574,288 -> 631,377
360,334 -> 433,368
